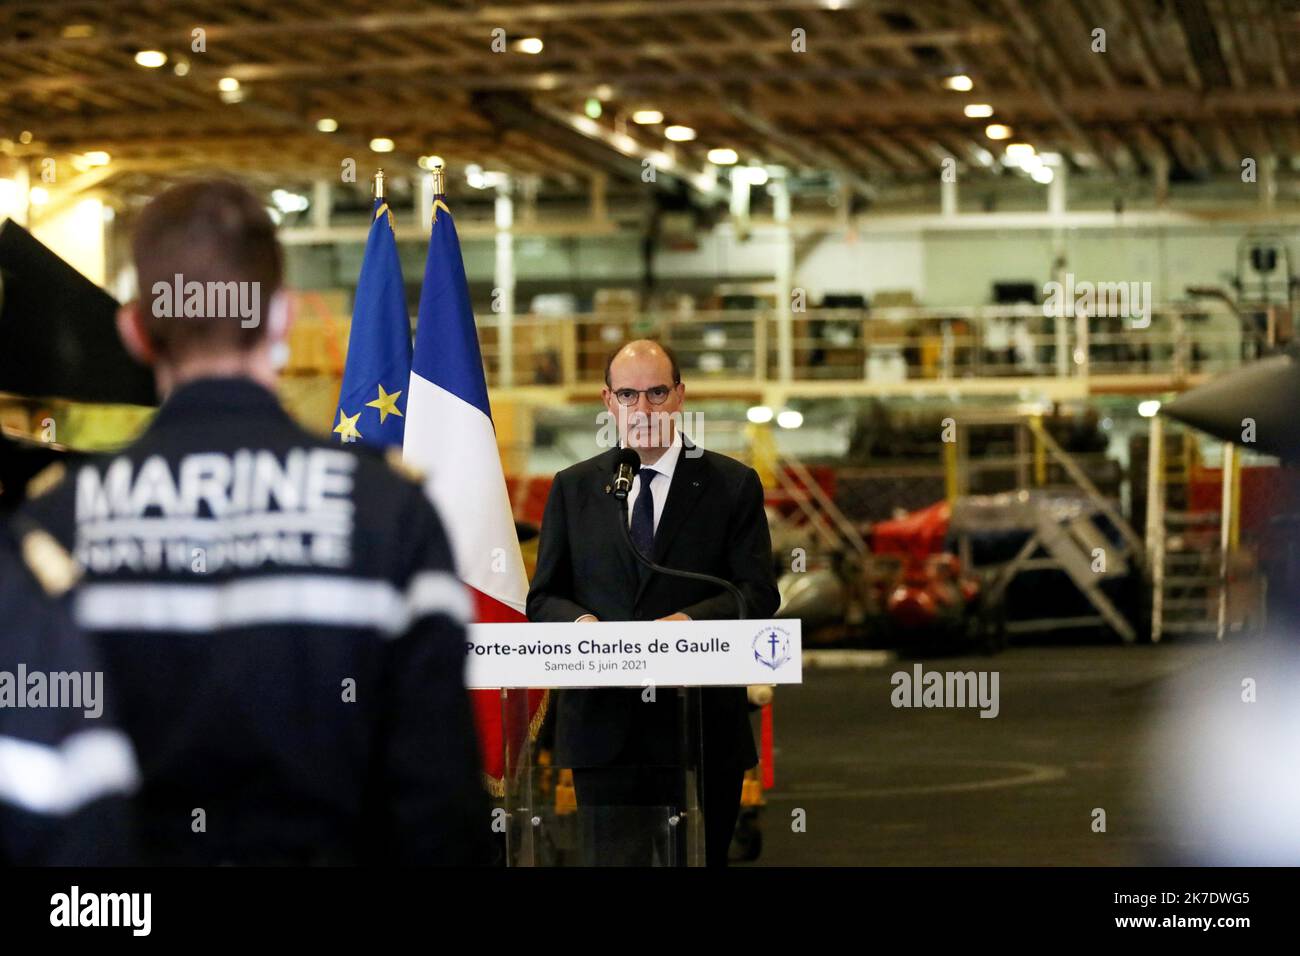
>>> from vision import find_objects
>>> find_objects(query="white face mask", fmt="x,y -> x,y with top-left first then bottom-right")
267,291 -> 291,370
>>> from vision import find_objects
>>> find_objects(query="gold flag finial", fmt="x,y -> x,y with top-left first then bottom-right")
373,168 -> 385,200
429,159 -> 445,196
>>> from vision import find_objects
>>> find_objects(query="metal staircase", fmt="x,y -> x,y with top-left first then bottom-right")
1146,419 -> 1230,640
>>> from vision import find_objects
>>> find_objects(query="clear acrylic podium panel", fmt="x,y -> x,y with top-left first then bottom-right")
499,687 -> 707,867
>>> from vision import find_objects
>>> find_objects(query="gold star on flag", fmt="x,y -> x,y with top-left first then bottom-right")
365,384 -> 403,424
334,409 -> 362,442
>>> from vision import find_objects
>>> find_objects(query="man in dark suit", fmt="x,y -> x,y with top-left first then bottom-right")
527,339 -> 779,866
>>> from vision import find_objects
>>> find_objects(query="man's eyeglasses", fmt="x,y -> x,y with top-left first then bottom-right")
612,384 -> 677,406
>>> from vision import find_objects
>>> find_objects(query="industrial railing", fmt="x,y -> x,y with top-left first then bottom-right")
475,302 -> 1264,389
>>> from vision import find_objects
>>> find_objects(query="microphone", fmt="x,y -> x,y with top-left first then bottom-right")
612,447 -> 640,500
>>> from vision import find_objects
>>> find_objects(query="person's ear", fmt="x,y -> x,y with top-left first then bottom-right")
115,301 -> 156,365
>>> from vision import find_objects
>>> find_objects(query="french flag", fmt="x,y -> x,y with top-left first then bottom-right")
403,190 -> 544,795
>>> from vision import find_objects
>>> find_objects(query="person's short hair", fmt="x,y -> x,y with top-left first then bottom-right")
603,340 -> 681,388
131,179 -> 282,360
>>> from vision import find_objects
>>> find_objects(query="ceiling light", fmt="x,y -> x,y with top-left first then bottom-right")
134,50 -> 167,68
741,166 -> 769,186
172,59 -> 190,76
707,147 -> 739,165
82,150 -> 111,167
964,103 -> 994,118
29,186 -> 49,205
1031,166 -> 1054,184
664,125 -> 696,142
369,137 -> 395,153
1005,142 -> 1036,161
1138,400 -> 1161,418
218,76 -> 240,92
418,155 -> 445,170
632,110 -> 664,125
316,117 -> 338,133
514,37 -> 544,54
776,409 -> 804,429
944,74 -> 973,92
985,123 -> 1012,140
747,406 -> 774,424
271,189 -> 310,213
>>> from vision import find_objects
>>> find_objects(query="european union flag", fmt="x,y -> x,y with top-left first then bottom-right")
334,198 -> 411,447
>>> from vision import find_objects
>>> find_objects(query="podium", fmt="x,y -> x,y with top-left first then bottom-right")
467,618 -> 802,867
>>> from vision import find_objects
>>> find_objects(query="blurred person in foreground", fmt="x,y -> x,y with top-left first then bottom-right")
19,179 -> 490,865
0,514 -> 137,865
1144,469 -> 1300,865
1144,631 -> 1300,865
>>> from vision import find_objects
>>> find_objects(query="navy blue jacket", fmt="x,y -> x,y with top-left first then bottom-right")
20,377 -> 490,865
0,519 -> 137,865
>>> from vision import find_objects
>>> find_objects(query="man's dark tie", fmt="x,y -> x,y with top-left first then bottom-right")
629,467 -> 658,556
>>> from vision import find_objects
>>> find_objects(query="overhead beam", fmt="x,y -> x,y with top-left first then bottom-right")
0,5 -> 1007,54
999,0 -> 1115,173
724,101 -> 876,200
508,96 -> 728,202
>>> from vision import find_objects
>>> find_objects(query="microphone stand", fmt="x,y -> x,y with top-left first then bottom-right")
615,496 -> 748,621
613,492 -> 748,866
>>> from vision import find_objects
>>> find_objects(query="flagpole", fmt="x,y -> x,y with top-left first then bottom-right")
406,153 -> 543,804
334,165 -> 409,447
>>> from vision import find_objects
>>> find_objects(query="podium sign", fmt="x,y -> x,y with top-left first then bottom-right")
489,619 -> 801,867
466,618 -> 802,689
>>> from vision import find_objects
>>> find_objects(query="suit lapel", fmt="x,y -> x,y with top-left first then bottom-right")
635,440 -> 710,605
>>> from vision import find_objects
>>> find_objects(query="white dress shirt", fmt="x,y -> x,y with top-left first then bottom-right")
625,429 -> 683,536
